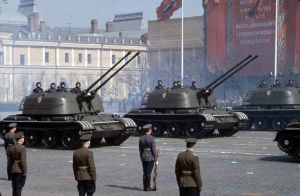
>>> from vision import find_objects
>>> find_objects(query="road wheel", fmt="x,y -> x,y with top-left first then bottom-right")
91,138 -> 102,146
152,123 -> 163,137
253,118 -> 267,130
245,118 -> 253,130
42,131 -> 58,148
25,131 -> 41,147
272,118 -> 285,131
61,131 -> 80,150
185,122 -> 208,138
166,123 -> 180,137
277,135 -> 293,152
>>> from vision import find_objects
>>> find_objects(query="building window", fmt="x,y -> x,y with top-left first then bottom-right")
112,54 -> 116,64
78,53 -> 82,63
0,52 -> 3,64
65,53 -> 69,63
137,56 -> 141,65
45,52 -> 49,63
87,54 -> 92,64
20,54 -> 25,65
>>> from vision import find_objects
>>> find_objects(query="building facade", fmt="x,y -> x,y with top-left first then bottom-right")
0,5 -> 148,103
147,16 -> 205,88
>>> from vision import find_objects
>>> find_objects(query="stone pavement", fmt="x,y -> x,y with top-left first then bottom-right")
0,131 -> 300,196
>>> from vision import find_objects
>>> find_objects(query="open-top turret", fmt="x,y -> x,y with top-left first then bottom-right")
0,51 -> 139,149
125,55 -> 258,138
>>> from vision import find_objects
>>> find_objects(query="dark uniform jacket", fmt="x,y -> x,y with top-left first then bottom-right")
139,135 -> 157,162
8,143 -> 27,175
73,147 -> 96,181
33,87 -> 43,93
175,150 -> 202,190
4,131 -> 16,150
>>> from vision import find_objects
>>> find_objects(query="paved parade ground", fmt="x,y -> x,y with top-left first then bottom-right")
1,131 -> 300,196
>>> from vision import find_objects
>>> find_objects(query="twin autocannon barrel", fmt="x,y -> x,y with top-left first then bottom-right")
198,55 -> 258,97
76,51 -> 140,103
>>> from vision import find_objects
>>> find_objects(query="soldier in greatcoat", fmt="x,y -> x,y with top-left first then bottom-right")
175,138 -> 203,196
7,132 -> 27,196
73,134 -> 96,196
71,82 -> 82,94
139,124 -> 158,191
4,123 -> 17,180
32,82 -> 43,93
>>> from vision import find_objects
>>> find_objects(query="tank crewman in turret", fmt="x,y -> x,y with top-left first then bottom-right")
155,80 -> 164,90
190,81 -> 197,90
285,79 -> 294,87
47,82 -> 56,93
73,134 -> 96,196
7,132 -> 27,196
4,123 -> 17,180
172,81 -> 179,89
175,138 -> 202,196
273,79 -> 282,88
32,82 -> 43,93
258,80 -> 268,88
57,81 -> 67,92
71,82 -> 82,94
139,124 -> 158,191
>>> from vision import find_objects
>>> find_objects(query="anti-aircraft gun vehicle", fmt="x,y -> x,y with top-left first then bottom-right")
0,51 -> 139,149
232,81 -> 300,131
124,55 -> 258,138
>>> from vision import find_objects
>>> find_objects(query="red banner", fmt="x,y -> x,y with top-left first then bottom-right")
156,0 -> 182,20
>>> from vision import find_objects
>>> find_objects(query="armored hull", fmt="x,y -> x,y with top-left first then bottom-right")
233,86 -> 300,131
0,92 -> 136,149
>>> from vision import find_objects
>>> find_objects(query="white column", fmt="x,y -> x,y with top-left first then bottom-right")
27,47 -> 31,65
84,49 -> 87,67
42,47 -> 45,65
56,48 -> 60,66
72,49 -> 75,66
3,46 -> 6,65
9,46 -> 13,65
97,49 -> 100,67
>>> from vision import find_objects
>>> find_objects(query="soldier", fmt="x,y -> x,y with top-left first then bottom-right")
73,134 -> 96,196
175,138 -> 202,196
7,132 -> 27,196
32,82 -> 43,93
4,123 -> 17,180
172,81 -> 179,89
273,79 -> 282,88
155,80 -> 164,90
286,79 -> 294,87
57,81 -> 67,92
47,82 -> 56,93
190,81 -> 197,90
139,124 -> 158,191
71,82 -> 82,94
258,80 -> 268,88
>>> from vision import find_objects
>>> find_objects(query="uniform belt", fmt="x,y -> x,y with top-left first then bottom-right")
78,166 -> 88,170
145,148 -> 151,151
181,170 -> 193,175
14,160 -> 21,163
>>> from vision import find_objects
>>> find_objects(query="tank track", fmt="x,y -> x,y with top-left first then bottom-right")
1,123 -> 133,150
275,133 -> 300,160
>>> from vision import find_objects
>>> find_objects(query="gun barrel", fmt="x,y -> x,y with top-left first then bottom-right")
205,55 -> 252,90
210,55 -> 258,90
93,52 -> 140,93
85,51 -> 132,92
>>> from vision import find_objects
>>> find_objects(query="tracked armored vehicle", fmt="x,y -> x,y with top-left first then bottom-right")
274,123 -> 300,160
0,51 -> 139,149
124,55 -> 258,138
233,85 -> 300,131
